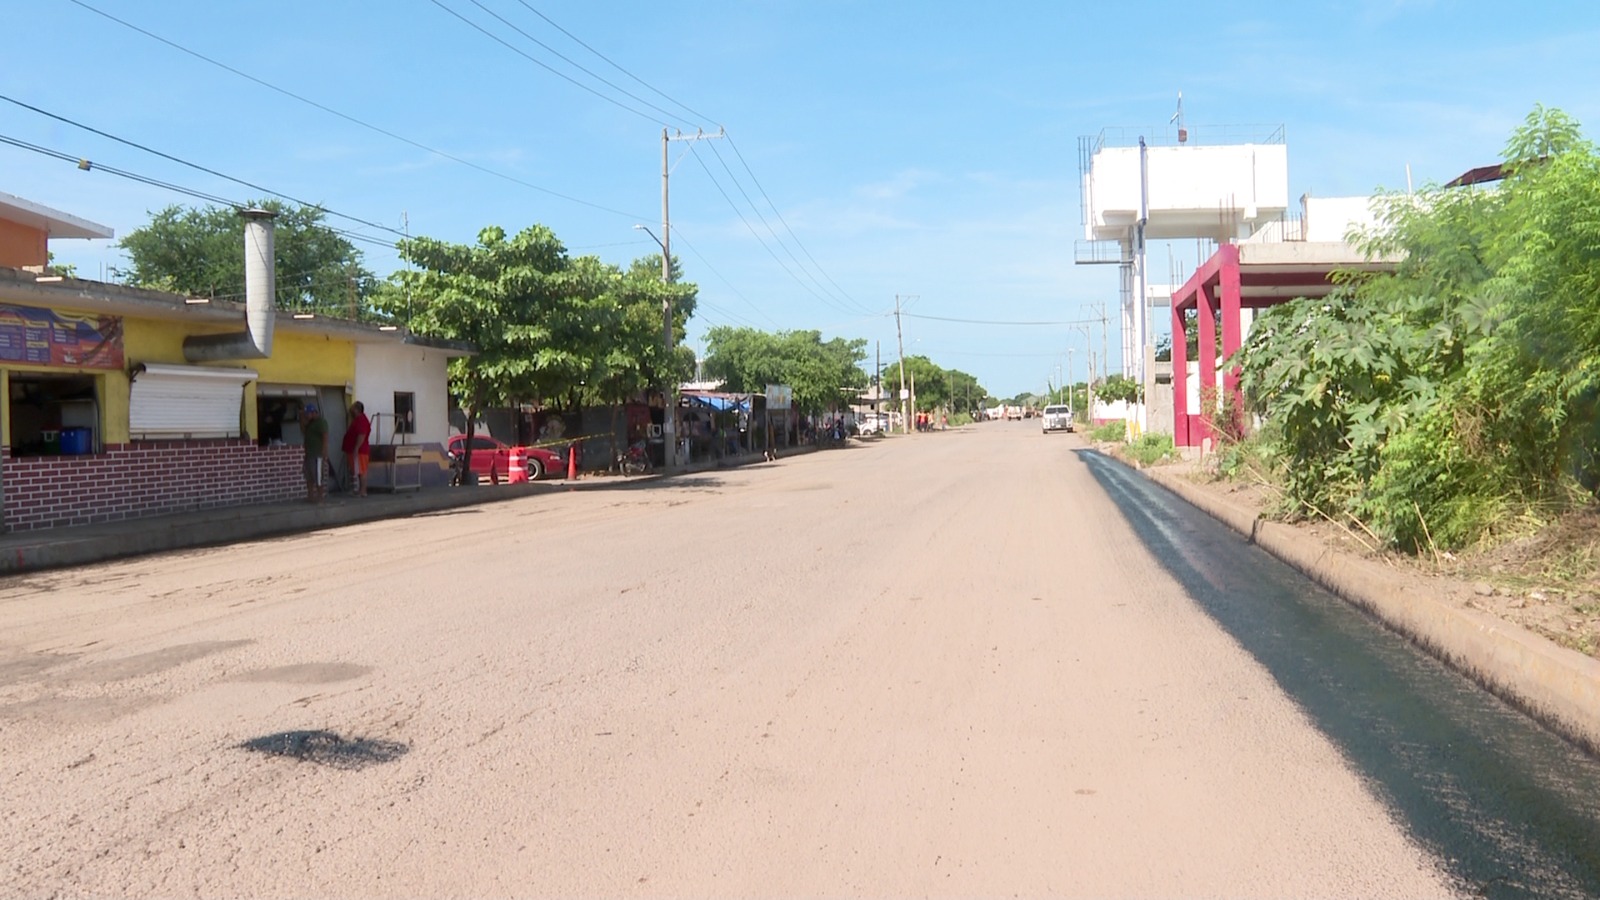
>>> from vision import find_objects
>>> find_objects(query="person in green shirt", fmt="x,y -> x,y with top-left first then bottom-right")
301,402 -> 330,503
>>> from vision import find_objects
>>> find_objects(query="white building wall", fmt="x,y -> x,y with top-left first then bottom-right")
1302,194 -> 1383,243
1086,143 -> 1290,241
353,342 -> 452,445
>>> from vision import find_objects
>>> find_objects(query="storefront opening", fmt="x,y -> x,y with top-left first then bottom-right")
7,372 -> 100,456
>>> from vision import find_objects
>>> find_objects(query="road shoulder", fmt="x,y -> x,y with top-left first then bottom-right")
1123,454 -> 1600,757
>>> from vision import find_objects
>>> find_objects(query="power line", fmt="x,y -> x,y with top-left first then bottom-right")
62,0 -> 644,220
0,133 -> 236,207
667,226 -> 782,329
902,312 -> 1105,326
453,0 -> 700,130
0,93 -> 407,239
511,1 -> 716,126
684,143 -> 864,320
460,5 -> 876,323
425,0 -> 685,128
724,134 -> 877,316
701,139 -> 873,317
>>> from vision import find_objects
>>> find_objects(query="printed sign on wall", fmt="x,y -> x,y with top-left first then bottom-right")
0,303 -> 124,369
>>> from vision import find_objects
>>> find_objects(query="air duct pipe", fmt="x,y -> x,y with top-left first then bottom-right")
183,208 -> 276,362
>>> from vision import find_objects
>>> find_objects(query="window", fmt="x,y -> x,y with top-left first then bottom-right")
7,373 -> 100,456
393,391 -> 415,434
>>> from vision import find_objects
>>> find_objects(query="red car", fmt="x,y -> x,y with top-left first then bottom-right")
446,434 -> 566,482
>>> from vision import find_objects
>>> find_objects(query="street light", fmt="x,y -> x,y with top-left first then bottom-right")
634,224 -> 678,473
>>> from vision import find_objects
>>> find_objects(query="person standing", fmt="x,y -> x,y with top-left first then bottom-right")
341,400 -> 371,496
301,402 -> 329,503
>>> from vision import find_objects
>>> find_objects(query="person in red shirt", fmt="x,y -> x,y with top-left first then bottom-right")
342,400 -> 372,496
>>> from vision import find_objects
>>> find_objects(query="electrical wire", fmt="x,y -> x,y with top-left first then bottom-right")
700,139 -> 871,317
724,134 -> 879,316
666,226 -> 782,329
61,0 -> 644,220
0,93 -> 408,239
511,1 -> 715,126
902,312 -> 1104,326
0,133 -> 236,207
455,0 -> 699,131
684,143 -> 864,320
445,4 -> 876,323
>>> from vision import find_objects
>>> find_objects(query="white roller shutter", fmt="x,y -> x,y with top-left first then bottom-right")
129,363 -> 257,439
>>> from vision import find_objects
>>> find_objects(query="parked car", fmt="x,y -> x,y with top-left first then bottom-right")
446,434 -> 566,482
1041,404 -> 1074,433
857,414 -> 887,436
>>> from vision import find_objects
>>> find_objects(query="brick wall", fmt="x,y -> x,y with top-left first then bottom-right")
1,440 -> 303,532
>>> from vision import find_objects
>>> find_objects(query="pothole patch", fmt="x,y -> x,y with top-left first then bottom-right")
240,729 -> 408,769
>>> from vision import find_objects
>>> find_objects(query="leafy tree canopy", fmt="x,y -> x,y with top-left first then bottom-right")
1234,104 -> 1600,551
877,356 -> 986,413
704,327 -> 866,414
384,224 -> 696,418
118,200 -> 376,315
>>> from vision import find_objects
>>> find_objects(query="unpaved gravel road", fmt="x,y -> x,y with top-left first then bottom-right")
1,422 -> 1458,897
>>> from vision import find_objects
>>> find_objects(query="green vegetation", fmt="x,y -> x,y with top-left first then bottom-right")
1096,373 -> 1142,404
1090,421 -> 1126,442
119,200 -> 376,315
879,355 -> 987,415
703,326 -> 866,415
1126,433 -> 1176,467
1233,105 -> 1600,553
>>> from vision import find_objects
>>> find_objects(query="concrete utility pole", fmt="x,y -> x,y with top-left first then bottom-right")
659,126 -> 724,473
894,295 -> 909,435
875,340 -> 881,419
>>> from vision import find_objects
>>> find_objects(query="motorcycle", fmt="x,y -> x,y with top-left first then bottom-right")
618,440 -> 653,476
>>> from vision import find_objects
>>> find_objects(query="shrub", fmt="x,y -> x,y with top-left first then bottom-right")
1091,421 -> 1126,442
1127,433 -> 1176,467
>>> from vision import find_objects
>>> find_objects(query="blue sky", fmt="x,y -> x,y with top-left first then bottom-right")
6,0 -> 1599,397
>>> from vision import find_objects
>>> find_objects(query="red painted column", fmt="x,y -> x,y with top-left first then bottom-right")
1196,278 -> 1218,445
1171,299 -> 1190,446
1220,243 -> 1244,398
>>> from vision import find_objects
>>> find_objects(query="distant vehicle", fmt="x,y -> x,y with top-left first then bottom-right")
1041,404 -> 1074,433
858,414 -> 886,436
1005,406 -> 1024,421
446,434 -> 566,482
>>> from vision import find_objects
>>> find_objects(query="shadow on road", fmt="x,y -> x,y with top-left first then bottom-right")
1076,448 -> 1600,898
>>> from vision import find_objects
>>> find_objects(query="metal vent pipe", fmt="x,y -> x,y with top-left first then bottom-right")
183,208 -> 276,362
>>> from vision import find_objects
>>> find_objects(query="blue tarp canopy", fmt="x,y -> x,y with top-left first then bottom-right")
682,392 -> 750,412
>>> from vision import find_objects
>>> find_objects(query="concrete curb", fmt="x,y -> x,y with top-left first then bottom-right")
1141,465 -> 1600,756
0,485 -> 543,576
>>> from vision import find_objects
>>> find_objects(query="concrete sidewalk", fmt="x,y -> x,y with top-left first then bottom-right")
0,444 -> 827,576
0,482 -> 552,576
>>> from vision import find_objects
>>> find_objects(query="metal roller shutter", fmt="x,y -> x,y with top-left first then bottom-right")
129,363 -> 258,439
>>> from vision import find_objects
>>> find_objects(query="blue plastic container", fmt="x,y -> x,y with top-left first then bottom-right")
60,427 -> 93,455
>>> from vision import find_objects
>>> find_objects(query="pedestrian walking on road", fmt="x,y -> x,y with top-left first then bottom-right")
301,402 -> 329,503
342,400 -> 371,496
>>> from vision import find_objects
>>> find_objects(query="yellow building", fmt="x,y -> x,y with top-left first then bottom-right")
0,194 -> 466,532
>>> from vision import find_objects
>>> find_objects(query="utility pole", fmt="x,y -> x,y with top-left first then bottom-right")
1067,347 -> 1075,412
659,126 -> 724,473
894,295 -> 909,435
875,340 -> 881,420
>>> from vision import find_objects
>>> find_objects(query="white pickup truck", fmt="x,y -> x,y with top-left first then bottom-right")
1041,404 -> 1074,433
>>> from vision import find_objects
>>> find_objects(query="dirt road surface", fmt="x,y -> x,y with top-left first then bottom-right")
1,422 -> 1457,897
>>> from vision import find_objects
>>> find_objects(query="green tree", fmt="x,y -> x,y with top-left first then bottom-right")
1096,373 -> 1142,404
387,224 -> 695,481
118,200 -> 377,315
877,356 -> 987,414
704,327 -> 866,414
1234,104 -> 1600,551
